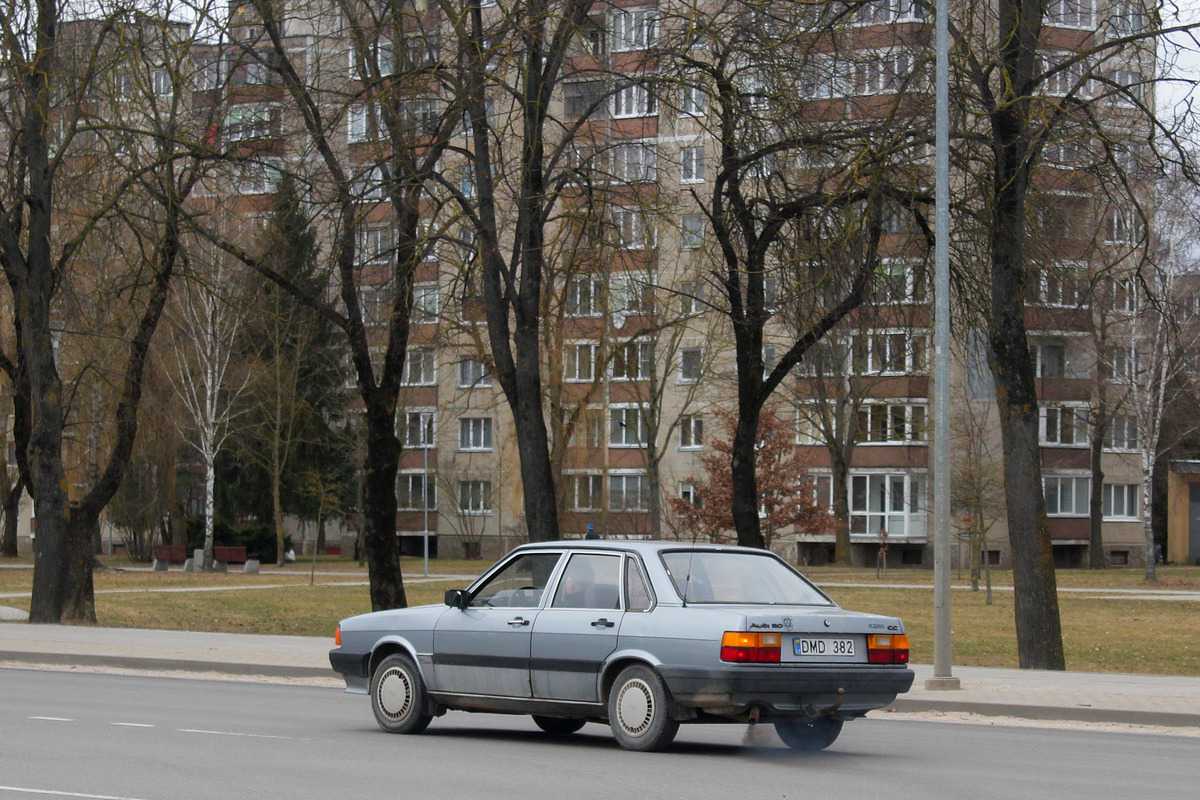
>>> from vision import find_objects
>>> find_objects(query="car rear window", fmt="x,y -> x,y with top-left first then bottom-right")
660,551 -> 833,606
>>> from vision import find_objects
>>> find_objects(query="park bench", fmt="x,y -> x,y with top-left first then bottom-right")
151,545 -> 188,571
213,545 -> 259,573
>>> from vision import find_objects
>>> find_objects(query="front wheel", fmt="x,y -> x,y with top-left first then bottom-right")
532,716 -> 587,736
774,717 -> 843,751
370,654 -> 433,734
607,665 -> 679,752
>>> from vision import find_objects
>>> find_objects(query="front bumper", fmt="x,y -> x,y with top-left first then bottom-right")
658,664 -> 914,717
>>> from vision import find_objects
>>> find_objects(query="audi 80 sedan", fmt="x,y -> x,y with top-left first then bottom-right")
329,541 -> 914,752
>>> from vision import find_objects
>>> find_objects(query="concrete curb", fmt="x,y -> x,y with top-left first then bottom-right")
888,697 -> 1200,728
0,649 -> 335,680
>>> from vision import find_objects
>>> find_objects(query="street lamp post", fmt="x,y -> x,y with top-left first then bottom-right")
928,0 -> 960,691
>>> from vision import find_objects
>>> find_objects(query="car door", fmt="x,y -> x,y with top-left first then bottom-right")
530,552 -> 624,702
433,551 -> 562,698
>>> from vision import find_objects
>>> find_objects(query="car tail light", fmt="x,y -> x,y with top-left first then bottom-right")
867,634 -> 910,664
721,632 -> 781,663
335,625 -> 341,646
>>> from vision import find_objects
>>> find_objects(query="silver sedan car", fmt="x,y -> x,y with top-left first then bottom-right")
330,541 -> 914,751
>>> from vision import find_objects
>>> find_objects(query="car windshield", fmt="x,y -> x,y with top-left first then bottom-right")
660,551 -> 833,606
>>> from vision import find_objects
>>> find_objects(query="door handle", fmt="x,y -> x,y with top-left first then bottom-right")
508,617 -> 530,627
591,618 -> 615,628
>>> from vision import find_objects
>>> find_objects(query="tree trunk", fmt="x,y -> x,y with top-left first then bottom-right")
1088,414 -> 1107,569
730,408 -> 765,549
0,476 -> 19,558
830,451 -> 853,565
203,454 -> 216,571
362,401 -> 406,610
63,505 -> 99,623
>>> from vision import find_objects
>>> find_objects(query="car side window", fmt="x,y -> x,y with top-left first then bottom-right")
469,552 -> 561,608
624,556 -> 653,611
551,553 -> 622,609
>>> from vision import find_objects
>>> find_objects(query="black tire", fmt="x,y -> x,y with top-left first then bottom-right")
607,665 -> 680,752
532,716 -> 587,736
774,717 -> 843,751
370,653 -> 433,734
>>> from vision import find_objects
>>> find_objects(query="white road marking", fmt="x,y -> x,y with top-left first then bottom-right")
28,717 -> 73,722
0,786 -> 154,800
110,723 -> 155,728
177,728 -> 294,740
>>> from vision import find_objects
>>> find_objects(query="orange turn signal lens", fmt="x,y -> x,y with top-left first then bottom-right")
721,631 -> 781,663
867,633 -> 910,664
335,625 -> 341,646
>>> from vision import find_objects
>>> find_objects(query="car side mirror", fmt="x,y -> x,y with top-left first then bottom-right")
444,589 -> 469,609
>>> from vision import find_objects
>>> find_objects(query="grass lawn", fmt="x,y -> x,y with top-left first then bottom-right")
2,555 -> 1197,675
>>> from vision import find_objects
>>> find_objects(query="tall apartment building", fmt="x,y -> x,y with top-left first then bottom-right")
21,1 -> 1163,567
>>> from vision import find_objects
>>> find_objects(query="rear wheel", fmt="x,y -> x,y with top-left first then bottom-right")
774,717 -> 843,751
532,716 -> 587,737
607,665 -> 679,752
370,654 -> 433,734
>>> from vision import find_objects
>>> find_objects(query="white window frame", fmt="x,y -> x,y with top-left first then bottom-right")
459,417 -> 494,451
612,83 -> 657,119
679,414 -> 703,450
857,403 -> 927,444
680,145 -> 704,184
224,103 -> 279,142
680,214 -> 704,252
611,271 -> 652,313
402,348 -> 437,386
610,7 -> 659,52
610,404 -> 649,447
1044,474 -> 1091,516
612,208 -> 651,250
852,330 -> 928,375
1104,414 -> 1139,451
567,274 -> 604,317
612,140 -> 658,183
1045,0 -> 1096,29
457,357 -> 492,388
569,473 -> 605,511
458,480 -> 493,515
565,341 -> 599,382
1102,483 -> 1139,520
402,409 -> 436,449
1042,261 -> 1087,307
679,347 -> 703,383
849,471 -> 927,540
1040,404 -> 1090,447
397,472 -> 436,511
612,340 -> 652,381
609,472 -> 651,512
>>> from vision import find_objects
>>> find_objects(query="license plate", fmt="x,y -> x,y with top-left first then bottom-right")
794,637 -> 855,657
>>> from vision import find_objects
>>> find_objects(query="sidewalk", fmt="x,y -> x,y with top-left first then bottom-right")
2,622 -> 1198,728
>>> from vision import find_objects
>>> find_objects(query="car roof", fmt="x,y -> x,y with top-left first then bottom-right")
510,540 -> 778,557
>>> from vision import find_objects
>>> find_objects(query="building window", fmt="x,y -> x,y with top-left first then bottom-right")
1103,483 -> 1139,520
610,7 -> 659,52
358,225 -> 392,266
457,357 -> 491,388
565,80 -> 606,119
1110,1 -> 1147,36
459,418 -> 493,451
849,472 -> 926,539
610,473 -> 651,511
351,165 -> 385,203
1102,345 -> 1139,382
1042,51 -> 1092,98
570,474 -> 604,511
397,473 -> 436,511
224,104 -> 279,141
458,480 -> 492,515
350,40 -> 394,79
1041,405 -> 1089,447
1045,0 -> 1095,29
612,83 -> 657,118
852,49 -> 918,96
567,274 -> 604,317
566,341 -> 598,382
1044,475 -> 1090,516
679,481 -> 701,509
232,160 -> 282,196
612,141 -> 658,183
1032,342 -> 1067,378
679,414 -> 703,449
1104,415 -> 1139,451
610,405 -> 648,447
853,0 -> 926,25
680,84 -> 706,116
851,331 -> 927,375
612,208 -> 651,250
611,271 -> 653,314
359,284 -> 391,327
872,259 -> 925,304
679,347 -> 703,383
348,103 -> 374,143
680,145 -> 704,183
612,340 -> 652,380
1042,262 -> 1086,307
680,214 -> 704,252
151,68 -> 173,99
402,348 -> 436,385
856,403 -> 927,444
403,410 -> 436,449
412,284 -> 439,323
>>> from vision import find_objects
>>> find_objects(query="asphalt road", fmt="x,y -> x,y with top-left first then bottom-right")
1,668 -> 1194,800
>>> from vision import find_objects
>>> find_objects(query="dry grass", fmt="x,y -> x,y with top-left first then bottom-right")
2,556 -> 1198,675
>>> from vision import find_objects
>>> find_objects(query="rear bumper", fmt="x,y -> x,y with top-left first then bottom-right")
658,664 -> 914,717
